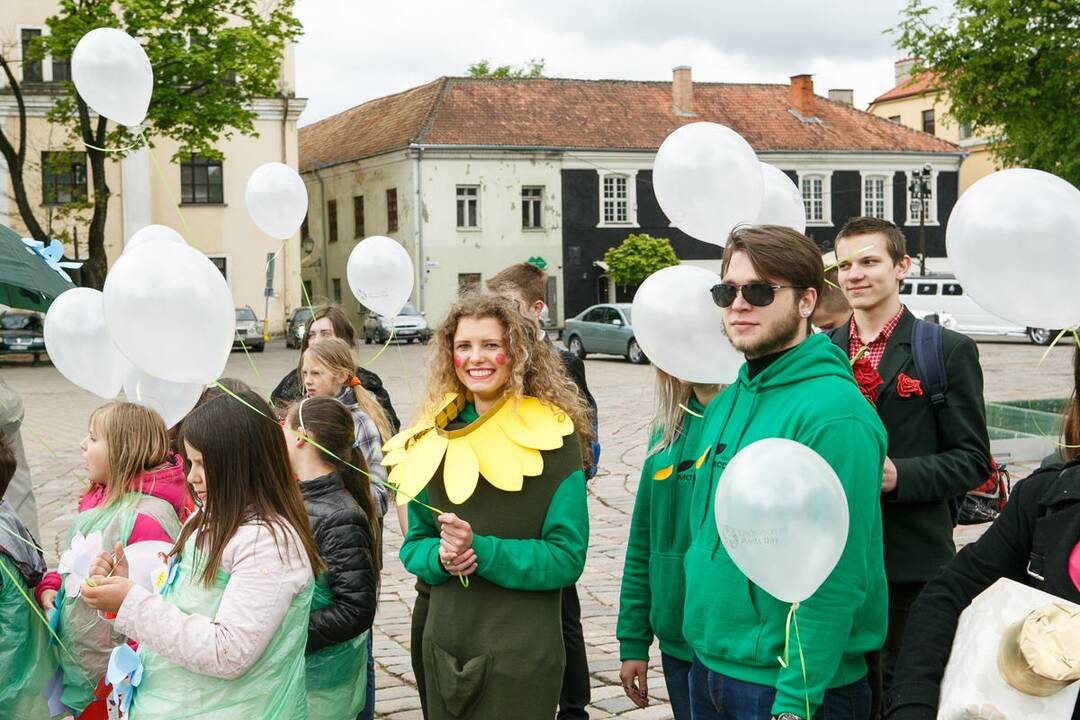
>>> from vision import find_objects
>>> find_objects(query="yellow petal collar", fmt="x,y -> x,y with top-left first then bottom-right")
382,393 -> 574,506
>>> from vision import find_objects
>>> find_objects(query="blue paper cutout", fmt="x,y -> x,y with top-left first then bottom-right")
105,644 -> 143,714
22,238 -> 82,282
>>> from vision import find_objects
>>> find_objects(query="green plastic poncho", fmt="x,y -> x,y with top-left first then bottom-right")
305,574 -> 370,720
130,538 -> 314,719
0,555 -> 56,720
58,494 -> 181,714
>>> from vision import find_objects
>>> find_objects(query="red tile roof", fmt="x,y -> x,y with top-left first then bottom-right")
871,72 -> 940,104
300,77 -> 959,171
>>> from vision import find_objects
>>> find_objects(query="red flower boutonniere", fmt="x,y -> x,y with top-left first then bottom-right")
852,357 -> 884,405
896,373 -> 923,399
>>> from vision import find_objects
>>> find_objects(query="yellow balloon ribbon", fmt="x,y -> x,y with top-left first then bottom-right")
776,601 -> 812,720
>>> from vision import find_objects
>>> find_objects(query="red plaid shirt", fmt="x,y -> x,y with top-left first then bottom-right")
849,306 -> 905,371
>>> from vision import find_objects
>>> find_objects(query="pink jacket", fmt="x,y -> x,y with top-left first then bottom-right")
36,454 -> 190,604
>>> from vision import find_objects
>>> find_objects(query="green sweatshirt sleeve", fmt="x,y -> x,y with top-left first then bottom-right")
772,417 -> 887,718
399,489 -> 452,586
616,444 -> 659,661
471,470 -> 588,591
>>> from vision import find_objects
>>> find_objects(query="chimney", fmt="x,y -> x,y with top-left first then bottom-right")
789,74 -> 815,117
895,58 -> 915,85
828,89 -> 854,106
672,66 -> 695,116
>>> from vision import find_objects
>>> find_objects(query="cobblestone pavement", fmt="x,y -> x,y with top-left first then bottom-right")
2,336 -> 1072,719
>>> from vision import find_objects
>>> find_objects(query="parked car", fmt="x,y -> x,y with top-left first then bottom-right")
363,302 -> 432,344
0,310 -> 45,363
562,303 -> 648,364
901,274 -> 1056,345
286,306 -> 313,348
233,306 -> 264,352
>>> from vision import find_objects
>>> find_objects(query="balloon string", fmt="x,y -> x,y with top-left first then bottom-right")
0,523 -> 47,554
0,393 -> 84,485
137,129 -> 197,249
0,554 -> 80,666
822,244 -> 874,275
678,403 -> 703,418
395,337 -> 417,406
360,327 -> 395,369
234,332 -> 270,399
1037,327 -> 1077,367
82,139 -> 143,154
300,276 -> 317,321
776,602 -> 811,720
850,345 -> 869,366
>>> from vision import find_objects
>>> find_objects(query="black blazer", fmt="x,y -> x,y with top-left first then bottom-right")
830,308 -> 992,582
884,462 -> 1080,719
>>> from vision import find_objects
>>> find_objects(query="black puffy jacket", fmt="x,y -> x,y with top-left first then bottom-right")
301,471 -> 378,653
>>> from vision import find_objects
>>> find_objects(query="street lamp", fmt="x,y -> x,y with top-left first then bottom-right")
302,234 -> 315,255
909,164 -> 933,275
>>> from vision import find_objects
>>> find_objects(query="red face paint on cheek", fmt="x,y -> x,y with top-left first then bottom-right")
495,352 -> 507,366
454,354 -> 465,368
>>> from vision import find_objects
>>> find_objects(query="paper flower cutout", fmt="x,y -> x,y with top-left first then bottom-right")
106,644 -> 144,715
58,530 -> 104,598
22,237 -> 82,282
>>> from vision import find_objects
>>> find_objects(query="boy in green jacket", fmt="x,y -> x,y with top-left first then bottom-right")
684,226 -> 888,720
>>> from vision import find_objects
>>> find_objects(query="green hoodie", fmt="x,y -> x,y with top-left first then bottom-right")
617,395 -> 710,663
683,333 -> 888,717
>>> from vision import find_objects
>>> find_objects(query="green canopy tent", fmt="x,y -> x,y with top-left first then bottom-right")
0,223 -> 76,312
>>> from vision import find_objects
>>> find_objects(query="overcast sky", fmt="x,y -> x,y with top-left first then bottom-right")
294,0 -> 950,127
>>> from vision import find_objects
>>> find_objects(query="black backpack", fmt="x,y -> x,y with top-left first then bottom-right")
911,319 -> 1010,525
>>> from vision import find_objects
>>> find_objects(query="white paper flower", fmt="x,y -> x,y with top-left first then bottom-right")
58,530 -> 104,597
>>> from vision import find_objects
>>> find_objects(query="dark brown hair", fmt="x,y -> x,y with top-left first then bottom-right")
721,225 -> 824,299
835,216 -> 907,265
177,388 -> 324,586
0,432 -> 15,498
287,396 -> 382,579
486,263 -> 547,305
295,305 -> 359,393
1063,347 -> 1080,462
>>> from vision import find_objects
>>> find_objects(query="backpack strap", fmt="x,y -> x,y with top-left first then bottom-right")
911,318 -> 948,409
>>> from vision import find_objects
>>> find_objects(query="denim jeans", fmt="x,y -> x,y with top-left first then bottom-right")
661,652 -> 693,720
356,641 -> 375,720
688,655 -> 871,720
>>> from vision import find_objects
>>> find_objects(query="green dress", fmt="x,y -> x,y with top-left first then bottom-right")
399,401 -> 589,720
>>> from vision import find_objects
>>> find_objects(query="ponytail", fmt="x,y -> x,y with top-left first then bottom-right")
348,377 -> 394,442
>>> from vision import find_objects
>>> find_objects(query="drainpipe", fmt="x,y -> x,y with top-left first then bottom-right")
265,94 -> 291,341
411,143 -> 425,313
314,167 -> 330,298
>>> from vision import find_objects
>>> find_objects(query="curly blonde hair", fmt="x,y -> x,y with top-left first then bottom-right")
421,292 -> 595,468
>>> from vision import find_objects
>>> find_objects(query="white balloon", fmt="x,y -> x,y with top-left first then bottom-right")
715,438 -> 849,603
947,169 -> 1080,330
122,541 -> 173,592
631,265 -> 742,384
756,163 -> 806,233
122,366 -> 203,429
125,224 -> 186,254
104,241 -> 234,384
44,288 -> 127,398
346,236 -> 415,318
653,122 -> 764,246
245,162 -> 309,240
71,28 -> 153,128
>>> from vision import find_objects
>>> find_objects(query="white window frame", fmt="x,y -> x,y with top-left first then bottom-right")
456,184 -> 480,230
206,254 -> 231,285
796,171 -> 833,227
904,167 -> 939,226
15,25 -> 53,83
521,185 -> 544,230
596,170 -> 638,228
859,171 -> 893,222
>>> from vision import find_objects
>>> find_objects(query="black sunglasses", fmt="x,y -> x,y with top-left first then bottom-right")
710,282 -> 805,308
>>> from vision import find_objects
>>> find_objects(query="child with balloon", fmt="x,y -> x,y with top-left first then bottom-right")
283,395 -> 380,720
34,402 -> 187,716
80,388 -> 322,719
617,369 -> 722,719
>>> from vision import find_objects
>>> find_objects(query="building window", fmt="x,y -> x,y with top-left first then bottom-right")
905,168 -> 939,226
522,186 -> 543,229
332,278 -> 342,303
180,155 -> 223,204
922,109 -> 935,134
602,175 -> 629,224
21,29 -> 42,82
386,188 -> 398,232
327,199 -> 338,243
798,172 -> 832,225
458,273 -> 481,293
300,215 -> 310,242
353,195 -> 364,238
861,174 -> 890,220
208,255 -> 228,281
456,185 -> 479,228
41,151 -> 87,205
888,115 -> 901,124
302,280 -> 313,300
959,122 -> 972,141
52,57 -> 71,82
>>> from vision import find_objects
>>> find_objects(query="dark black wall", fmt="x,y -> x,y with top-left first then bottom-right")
560,167 -> 960,319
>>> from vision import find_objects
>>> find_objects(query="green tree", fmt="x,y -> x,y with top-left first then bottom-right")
466,58 -> 546,78
602,234 -> 680,287
895,0 -> 1080,185
0,0 -> 302,288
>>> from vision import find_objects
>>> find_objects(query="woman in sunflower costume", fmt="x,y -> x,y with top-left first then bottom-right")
393,292 -> 594,720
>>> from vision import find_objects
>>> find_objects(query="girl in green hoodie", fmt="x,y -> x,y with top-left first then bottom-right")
617,369 -> 721,719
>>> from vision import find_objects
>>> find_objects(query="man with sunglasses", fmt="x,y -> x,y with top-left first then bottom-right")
684,225 -> 889,720
830,217 -> 990,700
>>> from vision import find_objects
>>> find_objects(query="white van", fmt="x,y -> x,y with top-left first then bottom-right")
901,274 -> 1056,345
